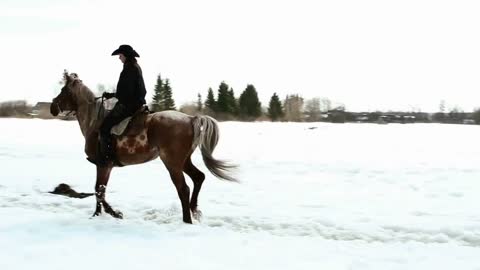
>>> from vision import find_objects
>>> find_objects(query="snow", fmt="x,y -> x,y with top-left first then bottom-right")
1,118 -> 480,269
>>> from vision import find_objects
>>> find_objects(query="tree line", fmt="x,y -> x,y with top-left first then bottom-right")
149,75 -> 480,124
3,75 -> 480,124
149,74 -> 333,121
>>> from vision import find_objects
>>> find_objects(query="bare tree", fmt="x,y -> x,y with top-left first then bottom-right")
179,102 -> 201,115
448,106 -> 465,123
439,100 -> 446,113
304,98 -> 322,122
0,100 -> 31,117
320,98 -> 332,112
96,84 -> 106,96
284,94 -> 304,122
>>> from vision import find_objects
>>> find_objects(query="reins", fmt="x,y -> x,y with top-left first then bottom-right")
95,96 -> 104,120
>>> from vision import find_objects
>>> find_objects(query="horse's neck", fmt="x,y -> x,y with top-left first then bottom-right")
76,100 -> 100,138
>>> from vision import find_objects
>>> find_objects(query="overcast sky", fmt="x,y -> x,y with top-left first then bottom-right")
1,0 -> 480,112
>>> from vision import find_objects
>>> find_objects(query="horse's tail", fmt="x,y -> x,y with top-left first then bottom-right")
192,115 -> 237,182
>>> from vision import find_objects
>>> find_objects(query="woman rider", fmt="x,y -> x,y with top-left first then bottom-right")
96,44 -> 147,166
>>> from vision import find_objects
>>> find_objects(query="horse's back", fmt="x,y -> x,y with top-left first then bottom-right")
151,110 -> 193,126
147,111 -> 195,153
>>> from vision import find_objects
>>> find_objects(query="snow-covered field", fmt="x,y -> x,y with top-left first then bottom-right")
1,118 -> 479,269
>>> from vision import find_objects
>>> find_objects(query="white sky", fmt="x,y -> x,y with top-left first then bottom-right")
1,0 -> 479,112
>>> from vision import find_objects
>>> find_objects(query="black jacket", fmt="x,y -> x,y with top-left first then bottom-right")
115,62 -> 146,111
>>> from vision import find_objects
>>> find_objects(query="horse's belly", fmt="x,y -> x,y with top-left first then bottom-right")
115,132 -> 158,165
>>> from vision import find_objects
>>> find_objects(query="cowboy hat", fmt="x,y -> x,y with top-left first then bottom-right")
111,44 -> 140,57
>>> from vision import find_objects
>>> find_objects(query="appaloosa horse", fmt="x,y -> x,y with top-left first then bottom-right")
50,70 -> 237,223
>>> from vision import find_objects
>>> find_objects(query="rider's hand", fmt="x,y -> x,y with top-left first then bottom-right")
102,92 -> 115,99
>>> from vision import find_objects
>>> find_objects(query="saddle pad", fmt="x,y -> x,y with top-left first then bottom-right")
111,116 -> 132,136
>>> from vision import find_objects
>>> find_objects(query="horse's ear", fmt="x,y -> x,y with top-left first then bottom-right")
63,69 -> 70,83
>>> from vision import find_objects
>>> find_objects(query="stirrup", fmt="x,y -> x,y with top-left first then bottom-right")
86,157 -> 123,167
86,156 -> 110,167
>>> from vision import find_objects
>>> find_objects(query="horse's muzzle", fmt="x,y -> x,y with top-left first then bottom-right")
50,100 -> 60,116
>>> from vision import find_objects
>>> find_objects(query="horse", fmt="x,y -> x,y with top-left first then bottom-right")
50,70 -> 237,223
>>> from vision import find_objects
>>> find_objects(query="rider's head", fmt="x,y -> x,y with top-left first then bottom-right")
111,44 -> 139,64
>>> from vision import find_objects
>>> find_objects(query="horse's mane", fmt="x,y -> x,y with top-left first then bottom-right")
70,78 -> 106,122
74,78 -> 95,103
62,70 -> 105,132
63,70 -> 96,104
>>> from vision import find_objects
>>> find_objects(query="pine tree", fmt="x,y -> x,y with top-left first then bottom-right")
216,81 -> 230,113
205,87 -> 216,112
151,74 -> 164,112
267,92 -> 283,121
196,93 -> 203,112
227,88 -> 238,116
239,84 -> 262,118
162,79 -> 176,110
151,74 -> 176,111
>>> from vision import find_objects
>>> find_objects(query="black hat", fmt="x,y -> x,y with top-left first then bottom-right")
111,44 -> 140,57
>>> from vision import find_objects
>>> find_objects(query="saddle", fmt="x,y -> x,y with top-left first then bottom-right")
86,104 -> 150,167
110,105 -> 150,136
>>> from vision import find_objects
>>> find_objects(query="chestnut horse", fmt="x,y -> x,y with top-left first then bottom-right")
50,71 -> 237,223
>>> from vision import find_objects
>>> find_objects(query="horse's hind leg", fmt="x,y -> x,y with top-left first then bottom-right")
183,157 -> 205,220
167,167 -> 193,224
93,166 -> 123,219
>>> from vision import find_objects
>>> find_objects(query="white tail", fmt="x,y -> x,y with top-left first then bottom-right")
192,116 -> 237,182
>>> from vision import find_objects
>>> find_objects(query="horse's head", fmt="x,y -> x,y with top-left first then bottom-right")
50,70 -> 81,116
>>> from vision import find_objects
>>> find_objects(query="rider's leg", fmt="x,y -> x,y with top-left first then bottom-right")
97,104 -> 129,166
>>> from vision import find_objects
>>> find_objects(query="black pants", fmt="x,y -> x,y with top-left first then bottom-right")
100,103 -> 134,139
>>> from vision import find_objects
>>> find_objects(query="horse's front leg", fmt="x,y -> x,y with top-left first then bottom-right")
92,166 -> 123,219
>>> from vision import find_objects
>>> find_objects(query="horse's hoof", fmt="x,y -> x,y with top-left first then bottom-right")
192,210 -> 203,221
112,210 -> 123,219
92,212 -> 101,218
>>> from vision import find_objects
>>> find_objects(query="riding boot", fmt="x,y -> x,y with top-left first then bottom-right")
97,134 -> 113,167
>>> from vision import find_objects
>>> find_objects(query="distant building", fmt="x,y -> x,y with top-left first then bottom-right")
31,102 -> 53,119
354,113 -> 369,122
377,116 -> 388,124
327,108 -> 346,123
